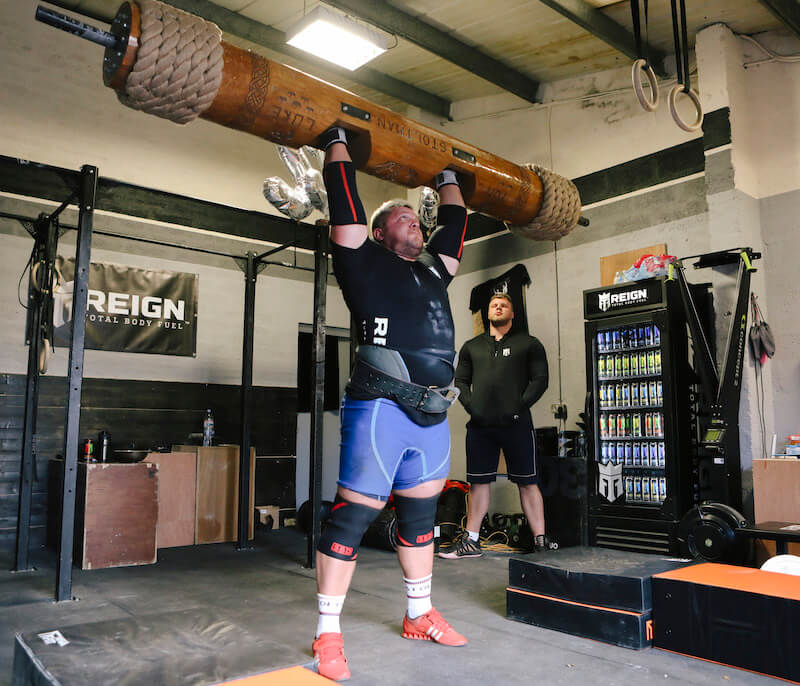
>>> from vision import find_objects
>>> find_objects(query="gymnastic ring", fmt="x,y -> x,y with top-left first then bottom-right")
668,85 -> 704,132
632,59 -> 659,112
39,338 -> 50,375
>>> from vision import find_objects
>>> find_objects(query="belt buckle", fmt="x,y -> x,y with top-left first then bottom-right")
416,387 -> 431,411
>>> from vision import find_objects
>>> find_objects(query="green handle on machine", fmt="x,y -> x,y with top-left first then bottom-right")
740,250 -> 755,272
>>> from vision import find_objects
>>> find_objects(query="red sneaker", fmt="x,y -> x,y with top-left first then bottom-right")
312,632 -> 351,681
402,608 -> 467,646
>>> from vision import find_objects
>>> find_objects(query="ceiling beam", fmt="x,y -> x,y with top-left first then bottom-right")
323,0 -> 542,103
757,0 -> 800,38
44,0 -> 452,118
536,0 -> 669,76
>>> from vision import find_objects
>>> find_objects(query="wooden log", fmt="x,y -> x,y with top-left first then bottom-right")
104,1 -> 547,226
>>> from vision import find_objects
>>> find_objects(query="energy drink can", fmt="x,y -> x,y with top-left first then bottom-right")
633,442 -> 641,466
639,351 -> 648,374
604,331 -> 612,351
654,349 -> 662,374
617,414 -> 626,437
616,442 -> 625,464
598,355 -> 606,378
647,350 -> 656,374
640,442 -> 649,466
632,413 -> 642,437
644,325 -> 653,346
658,442 -> 666,467
641,381 -> 650,405
622,383 -> 630,407
649,381 -> 658,405
614,354 -> 623,377
637,326 -> 646,346
626,477 -> 634,501
659,477 -> 667,499
606,442 -> 614,463
630,351 -> 639,376
645,413 -> 653,437
623,414 -> 631,437
634,477 -> 642,501
601,442 -> 609,464
612,329 -> 621,350
656,380 -> 663,405
653,324 -> 661,346
650,442 -> 659,464
624,442 -> 632,465
598,384 -> 606,409
615,384 -> 623,407
597,332 -> 605,352
621,353 -> 629,377
631,383 -> 639,406
628,327 -> 638,348
654,412 -> 663,437
642,477 -> 650,501
650,478 -> 659,503
600,414 -> 608,438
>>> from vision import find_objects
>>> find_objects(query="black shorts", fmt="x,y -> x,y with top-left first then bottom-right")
465,420 -> 539,485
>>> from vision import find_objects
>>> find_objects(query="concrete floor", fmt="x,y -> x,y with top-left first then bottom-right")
0,530 -> 779,685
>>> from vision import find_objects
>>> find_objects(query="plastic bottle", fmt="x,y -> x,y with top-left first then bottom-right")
202,409 -> 215,447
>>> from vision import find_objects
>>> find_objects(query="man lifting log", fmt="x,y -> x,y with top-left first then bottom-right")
310,126 -> 468,680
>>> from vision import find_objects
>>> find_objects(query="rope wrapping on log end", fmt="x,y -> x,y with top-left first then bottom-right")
117,0 -> 224,124
507,164 -> 582,241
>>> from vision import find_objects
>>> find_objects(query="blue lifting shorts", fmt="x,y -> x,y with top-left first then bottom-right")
338,396 -> 451,499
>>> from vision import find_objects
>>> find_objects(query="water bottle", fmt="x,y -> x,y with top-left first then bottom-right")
202,409 -> 215,447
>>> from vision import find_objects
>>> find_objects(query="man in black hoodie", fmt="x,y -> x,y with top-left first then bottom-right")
440,292 -> 551,559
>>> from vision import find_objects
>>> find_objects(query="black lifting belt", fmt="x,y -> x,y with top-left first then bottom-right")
349,354 -> 460,414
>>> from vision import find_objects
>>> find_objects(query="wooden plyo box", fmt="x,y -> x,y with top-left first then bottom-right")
174,445 -> 255,544
74,461 -> 159,570
146,451 -> 197,548
753,458 -> 800,559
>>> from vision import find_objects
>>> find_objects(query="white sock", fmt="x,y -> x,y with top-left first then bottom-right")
316,593 -> 345,637
404,574 -> 432,619
467,530 -> 479,542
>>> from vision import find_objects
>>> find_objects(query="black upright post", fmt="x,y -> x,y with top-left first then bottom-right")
56,165 -> 96,601
14,228 -> 45,572
306,225 -> 328,568
237,252 -> 257,550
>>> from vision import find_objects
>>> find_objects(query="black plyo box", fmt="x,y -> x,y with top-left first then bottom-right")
506,588 -> 653,649
507,547 -> 694,649
508,546 -> 694,611
652,563 -> 800,682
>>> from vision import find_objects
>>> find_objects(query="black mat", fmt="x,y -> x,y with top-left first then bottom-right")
12,605 -> 310,685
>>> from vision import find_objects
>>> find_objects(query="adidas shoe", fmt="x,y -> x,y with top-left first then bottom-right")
402,607 -> 467,646
438,532 -> 482,559
312,632 -> 350,681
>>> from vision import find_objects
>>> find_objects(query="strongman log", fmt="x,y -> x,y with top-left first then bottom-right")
36,1 -> 583,238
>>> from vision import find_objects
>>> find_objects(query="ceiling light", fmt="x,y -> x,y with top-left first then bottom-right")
286,5 -> 391,70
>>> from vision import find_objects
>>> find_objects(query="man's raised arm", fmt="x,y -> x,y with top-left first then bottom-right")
428,170 -> 467,277
321,127 -> 368,249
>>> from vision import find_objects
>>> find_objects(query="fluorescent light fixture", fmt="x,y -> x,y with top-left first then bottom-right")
286,5 -> 391,70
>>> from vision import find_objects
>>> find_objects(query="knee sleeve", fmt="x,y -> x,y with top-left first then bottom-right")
394,494 -> 439,548
323,160 -> 367,226
317,495 -> 378,561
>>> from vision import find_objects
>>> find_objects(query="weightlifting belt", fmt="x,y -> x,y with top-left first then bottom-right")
349,346 -> 459,414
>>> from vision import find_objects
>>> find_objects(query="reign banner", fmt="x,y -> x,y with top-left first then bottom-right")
52,258 -> 198,356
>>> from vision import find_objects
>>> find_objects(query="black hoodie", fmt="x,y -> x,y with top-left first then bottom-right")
455,330 -> 548,427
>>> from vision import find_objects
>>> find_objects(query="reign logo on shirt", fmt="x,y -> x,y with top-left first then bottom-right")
503,348 -> 511,356
373,317 -> 389,345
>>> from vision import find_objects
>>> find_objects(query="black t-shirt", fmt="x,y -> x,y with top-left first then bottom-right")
455,330 -> 548,427
332,237 -> 456,426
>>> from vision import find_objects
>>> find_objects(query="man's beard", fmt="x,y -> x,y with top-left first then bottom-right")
489,313 -> 511,326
